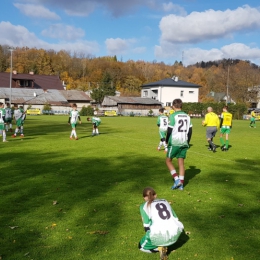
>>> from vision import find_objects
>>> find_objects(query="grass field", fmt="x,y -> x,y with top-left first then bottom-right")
0,115 -> 259,260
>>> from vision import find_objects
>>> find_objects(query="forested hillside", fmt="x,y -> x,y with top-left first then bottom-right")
1,45 -> 259,103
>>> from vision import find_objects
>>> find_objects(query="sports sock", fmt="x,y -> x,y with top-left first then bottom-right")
3,132 -> 6,141
170,170 -> 178,180
226,140 -> 229,148
220,137 -> 225,146
179,175 -> 184,184
208,140 -> 214,148
20,126 -> 23,134
96,129 -> 99,134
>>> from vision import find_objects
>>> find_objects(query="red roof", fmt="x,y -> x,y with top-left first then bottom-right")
0,72 -> 64,90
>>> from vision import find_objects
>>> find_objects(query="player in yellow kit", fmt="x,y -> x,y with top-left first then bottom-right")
202,107 -> 219,152
219,106 -> 233,151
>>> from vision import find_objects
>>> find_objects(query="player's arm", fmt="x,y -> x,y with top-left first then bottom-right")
166,126 -> 173,144
140,206 -> 151,232
68,116 -> 71,124
219,117 -> 223,128
187,126 -> 192,145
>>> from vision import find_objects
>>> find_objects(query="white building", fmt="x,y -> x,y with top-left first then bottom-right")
141,77 -> 201,106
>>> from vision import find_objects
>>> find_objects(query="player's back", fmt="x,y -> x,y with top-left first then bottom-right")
222,112 -> 232,126
147,199 -> 183,246
169,111 -> 191,146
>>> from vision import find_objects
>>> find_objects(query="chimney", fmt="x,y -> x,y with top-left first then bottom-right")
13,70 -> 17,74
29,71 -> 34,75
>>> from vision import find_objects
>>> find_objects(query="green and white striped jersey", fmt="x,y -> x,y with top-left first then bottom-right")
140,199 -> 184,246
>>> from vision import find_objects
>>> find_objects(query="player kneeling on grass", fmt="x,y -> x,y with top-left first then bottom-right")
138,187 -> 184,260
12,104 -> 26,138
68,103 -> 81,140
87,112 -> 101,136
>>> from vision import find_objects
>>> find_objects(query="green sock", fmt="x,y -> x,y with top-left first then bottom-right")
220,137 -> 225,146
226,140 -> 229,148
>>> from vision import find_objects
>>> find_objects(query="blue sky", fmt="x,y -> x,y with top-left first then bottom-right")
1,0 -> 260,65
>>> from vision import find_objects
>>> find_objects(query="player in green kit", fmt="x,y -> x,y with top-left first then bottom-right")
5,103 -> 13,132
138,187 -> 184,260
87,111 -> 101,136
157,108 -> 168,152
68,103 -> 81,140
165,99 -> 192,191
12,104 -> 26,138
0,102 -> 8,142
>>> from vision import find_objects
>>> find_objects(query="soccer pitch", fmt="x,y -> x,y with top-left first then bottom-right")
0,116 -> 259,260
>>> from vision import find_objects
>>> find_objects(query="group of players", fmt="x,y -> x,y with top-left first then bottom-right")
67,103 -> 101,140
139,100 -> 233,260
0,102 -> 26,142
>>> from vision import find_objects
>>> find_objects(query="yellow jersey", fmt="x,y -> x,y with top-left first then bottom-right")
220,112 -> 232,127
203,112 -> 219,127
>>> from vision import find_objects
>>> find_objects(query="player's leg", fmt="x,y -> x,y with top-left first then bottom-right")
92,124 -> 96,135
166,146 -> 181,189
12,120 -> 20,137
95,126 -> 99,135
220,129 -> 225,149
20,124 -> 24,137
225,133 -> 229,150
138,234 -> 161,254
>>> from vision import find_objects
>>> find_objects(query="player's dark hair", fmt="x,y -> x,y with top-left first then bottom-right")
143,187 -> 156,208
72,103 -> 77,108
0,102 -> 3,106
172,99 -> 182,109
159,108 -> 164,113
223,105 -> 228,110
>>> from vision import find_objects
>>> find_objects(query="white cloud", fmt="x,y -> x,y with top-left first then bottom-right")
155,42 -> 260,65
41,24 -> 85,41
105,38 -> 136,55
162,2 -> 187,16
14,3 -> 60,20
133,47 -> 146,54
0,21 -> 99,55
159,5 -> 260,44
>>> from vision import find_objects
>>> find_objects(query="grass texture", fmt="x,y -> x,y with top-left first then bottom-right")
0,116 -> 259,260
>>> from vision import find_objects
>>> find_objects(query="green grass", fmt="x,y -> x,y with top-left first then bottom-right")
0,116 -> 259,260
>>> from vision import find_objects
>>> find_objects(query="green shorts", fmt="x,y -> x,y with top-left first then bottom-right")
0,123 -> 5,131
5,118 -> 12,123
220,127 -> 231,134
167,145 -> 188,159
159,130 -> 167,139
16,119 -> 24,127
139,231 -> 158,251
71,123 -> 77,128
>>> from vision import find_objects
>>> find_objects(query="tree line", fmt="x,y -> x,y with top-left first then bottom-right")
0,45 -> 260,105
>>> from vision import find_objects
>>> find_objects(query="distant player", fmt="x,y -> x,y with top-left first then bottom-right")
219,106 -> 233,151
157,108 -> 168,152
12,104 -> 25,138
0,102 -> 8,142
68,103 -> 81,140
138,187 -> 184,260
87,111 -> 101,136
166,99 -> 192,191
249,110 -> 256,128
5,103 -> 13,132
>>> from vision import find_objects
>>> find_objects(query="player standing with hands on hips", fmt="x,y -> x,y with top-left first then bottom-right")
165,99 -> 192,191
138,187 -> 184,260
